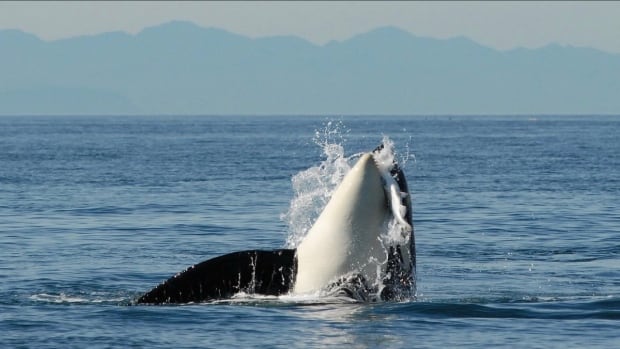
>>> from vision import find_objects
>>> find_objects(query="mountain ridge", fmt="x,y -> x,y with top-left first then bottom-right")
1,21 -> 618,115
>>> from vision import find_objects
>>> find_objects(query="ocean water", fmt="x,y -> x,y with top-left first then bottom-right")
1,115 -> 618,348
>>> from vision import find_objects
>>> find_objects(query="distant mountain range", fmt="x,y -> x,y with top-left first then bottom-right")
1,20 -> 619,115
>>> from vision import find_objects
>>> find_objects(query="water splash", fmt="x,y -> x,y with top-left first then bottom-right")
374,136 -> 412,243
281,120 -> 356,248
282,122 -> 411,245
280,121 -> 414,301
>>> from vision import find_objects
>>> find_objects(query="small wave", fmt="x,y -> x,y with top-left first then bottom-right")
28,292 -> 128,305
165,291 -> 366,307
390,295 -> 620,320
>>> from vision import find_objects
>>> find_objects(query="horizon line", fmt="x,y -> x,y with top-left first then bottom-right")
1,113 -> 619,118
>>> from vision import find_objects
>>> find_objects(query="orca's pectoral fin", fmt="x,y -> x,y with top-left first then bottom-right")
136,249 -> 297,304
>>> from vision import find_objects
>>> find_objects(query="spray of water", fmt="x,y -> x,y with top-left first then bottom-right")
281,120 -> 354,248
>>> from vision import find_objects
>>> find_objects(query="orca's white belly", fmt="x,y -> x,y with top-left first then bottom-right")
294,153 -> 389,294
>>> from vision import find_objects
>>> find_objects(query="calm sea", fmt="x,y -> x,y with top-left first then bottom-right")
1,115 -> 618,348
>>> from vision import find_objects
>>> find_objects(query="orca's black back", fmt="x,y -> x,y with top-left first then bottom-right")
137,249 -> 297,304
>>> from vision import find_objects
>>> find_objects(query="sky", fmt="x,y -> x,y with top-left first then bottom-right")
1,1 -> 620,54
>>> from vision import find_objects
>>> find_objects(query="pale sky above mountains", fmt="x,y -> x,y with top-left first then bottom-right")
1,1 -> 620,54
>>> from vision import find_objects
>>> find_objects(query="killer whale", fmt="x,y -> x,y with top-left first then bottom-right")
136,143 -> 414,304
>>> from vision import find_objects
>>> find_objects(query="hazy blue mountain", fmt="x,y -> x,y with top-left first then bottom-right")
1,21 -> 619,115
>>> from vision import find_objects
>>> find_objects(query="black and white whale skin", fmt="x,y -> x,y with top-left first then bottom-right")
136,144 -> 414,304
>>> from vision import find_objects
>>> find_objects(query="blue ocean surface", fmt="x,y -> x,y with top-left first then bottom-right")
1,115 -> 618,348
